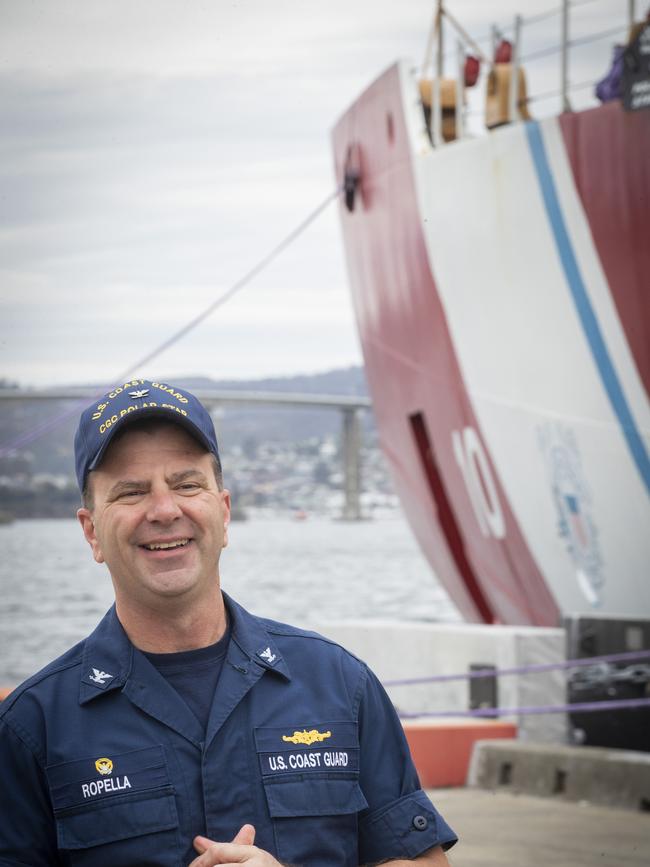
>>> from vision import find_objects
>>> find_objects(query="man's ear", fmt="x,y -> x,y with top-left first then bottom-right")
77,508 -> 105,564
222,490 -> 231,548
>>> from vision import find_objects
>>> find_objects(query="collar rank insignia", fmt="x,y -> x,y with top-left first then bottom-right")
129,389 -> 149,399
282,729 -> 332,745
89,668 -> 113,685
258,646 -> 277,664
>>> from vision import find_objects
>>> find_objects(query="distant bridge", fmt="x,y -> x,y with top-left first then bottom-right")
0,388 -> 373,520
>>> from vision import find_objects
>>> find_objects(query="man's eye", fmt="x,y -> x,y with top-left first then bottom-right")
119,490 -> 144,499
178,483 -> 200,492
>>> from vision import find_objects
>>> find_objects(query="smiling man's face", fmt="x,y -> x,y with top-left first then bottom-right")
77,421 -> 230,613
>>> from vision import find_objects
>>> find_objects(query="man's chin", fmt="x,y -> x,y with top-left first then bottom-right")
140,570 -> 200,600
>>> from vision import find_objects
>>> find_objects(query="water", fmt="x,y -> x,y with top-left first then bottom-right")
0,516 -> 460,685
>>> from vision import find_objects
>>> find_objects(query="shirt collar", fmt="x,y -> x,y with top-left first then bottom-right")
79,605 -> 133,705
79,592 -> 290,705
223,592 -> 291,681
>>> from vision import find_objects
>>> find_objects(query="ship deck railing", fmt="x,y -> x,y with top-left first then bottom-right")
420,0 -> 640,145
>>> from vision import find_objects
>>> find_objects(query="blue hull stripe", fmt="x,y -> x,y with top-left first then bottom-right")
525,120 -> 650,494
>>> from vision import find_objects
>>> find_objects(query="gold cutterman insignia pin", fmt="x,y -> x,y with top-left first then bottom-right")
282,729 -> 332,746
95,758 -> 113,776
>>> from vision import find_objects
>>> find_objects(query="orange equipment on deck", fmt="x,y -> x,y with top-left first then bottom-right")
485,64 -> 532,128
419,78 -> 464,142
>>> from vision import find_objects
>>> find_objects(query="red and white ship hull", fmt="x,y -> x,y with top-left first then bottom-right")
333,61 -> 650,626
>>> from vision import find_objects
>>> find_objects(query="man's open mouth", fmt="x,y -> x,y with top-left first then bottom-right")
140,539 -> 191,551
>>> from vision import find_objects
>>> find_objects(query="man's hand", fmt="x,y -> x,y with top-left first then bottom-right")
189,824 -> 283,866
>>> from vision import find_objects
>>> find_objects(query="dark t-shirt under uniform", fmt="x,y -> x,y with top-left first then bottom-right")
143,626 -> 230,732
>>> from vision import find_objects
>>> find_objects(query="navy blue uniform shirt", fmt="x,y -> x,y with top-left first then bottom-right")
0,594 -> 457,865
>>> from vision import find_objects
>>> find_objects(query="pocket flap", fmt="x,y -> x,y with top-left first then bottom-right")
56,789 -> 178,850
255,722 -> 360,779
47,745 -> 169,810
264,777 -> 368,818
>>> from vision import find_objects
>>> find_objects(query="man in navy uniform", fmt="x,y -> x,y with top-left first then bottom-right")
0,380 -> 457,866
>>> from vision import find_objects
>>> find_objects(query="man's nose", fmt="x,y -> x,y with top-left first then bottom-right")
145,489 -> 183,523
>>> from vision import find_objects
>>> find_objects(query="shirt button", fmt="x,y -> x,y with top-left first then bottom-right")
413,815 -> 428,831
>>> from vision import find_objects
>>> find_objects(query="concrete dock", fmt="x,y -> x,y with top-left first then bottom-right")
428,787 -> 650,867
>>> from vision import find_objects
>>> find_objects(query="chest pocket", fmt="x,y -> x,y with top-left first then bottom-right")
46,745 -> 180,866
255,721 -> 368,867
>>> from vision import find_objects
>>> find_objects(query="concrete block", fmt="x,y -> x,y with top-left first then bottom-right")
467,739 -> 650,811
318,620 -> 568,742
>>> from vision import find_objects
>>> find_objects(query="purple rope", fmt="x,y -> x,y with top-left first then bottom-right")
0,188 -> 340,456
397,697 -> 650,720
382,649 -> 650,687
1,390 -> 111,455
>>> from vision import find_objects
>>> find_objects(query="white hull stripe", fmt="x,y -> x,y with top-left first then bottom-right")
525,120 -> 650,493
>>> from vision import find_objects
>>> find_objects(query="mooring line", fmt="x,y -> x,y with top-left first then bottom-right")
397,697 -> 650,720
383,649 -> 650,688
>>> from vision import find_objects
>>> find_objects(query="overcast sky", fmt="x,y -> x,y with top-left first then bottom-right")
1,0 -> 628,387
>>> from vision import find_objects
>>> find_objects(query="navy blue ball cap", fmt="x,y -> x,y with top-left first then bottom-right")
74,379 -> 220,492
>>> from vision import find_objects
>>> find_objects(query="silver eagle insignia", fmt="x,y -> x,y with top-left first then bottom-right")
89,669 -> 114,685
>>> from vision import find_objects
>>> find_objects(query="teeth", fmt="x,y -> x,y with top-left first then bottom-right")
144,539 -> 189,551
